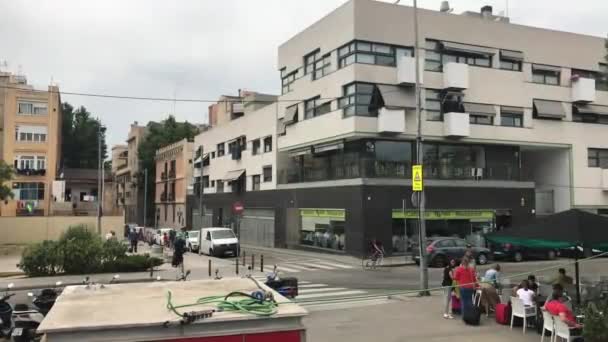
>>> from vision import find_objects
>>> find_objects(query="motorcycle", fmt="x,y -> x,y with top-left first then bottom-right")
264,266 -> 298,299
12,281 -> 64,342
30,281 -> 62,316
0,283 -> 15,338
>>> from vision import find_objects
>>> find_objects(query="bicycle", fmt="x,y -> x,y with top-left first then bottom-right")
362,251 -> 384,270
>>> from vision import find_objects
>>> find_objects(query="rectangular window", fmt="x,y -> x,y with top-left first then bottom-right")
211,151 -> 216,159
202,176 -> 209,188
304,50 -> 320,75
228,141 -> 237,155
252,175 -> 261,191
36,156 -> 46,170
304,96 -> 332,119
17,102 -> 47,115
425,89 -> 442,121
263,136 -> 272,153
211,180 -> 215,187
597,63 -> 608,91
500,110 -> 524,127
13,182 -> 45,200
217,180 -> 224,193
338,40 -> 412,69
252,139 -> 261,155
500,60 -> 521,71
263,166 -> 272,182
425,39 -> 492,71
313,53 -> 332,80
573,113 -> 608,124
281,70 -> 297,94
15,125 -> 48,143
588,148 -> 608,168
469,114 -> 493,125
217,143 -> 225,157
532,65 -> 561,85
339,82 -> 377,117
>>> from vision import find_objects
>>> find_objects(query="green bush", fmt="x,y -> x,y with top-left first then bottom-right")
101,255 -> 164,273
60,225 -> 104,274
19,240 -> 63,277
583,300 -> 608,342
102,239 -> 128,263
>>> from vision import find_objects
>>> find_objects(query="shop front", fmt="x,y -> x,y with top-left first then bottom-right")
299,208 -> 346,252
390,209 -> 496,254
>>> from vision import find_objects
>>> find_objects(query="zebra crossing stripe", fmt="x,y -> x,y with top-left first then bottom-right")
279,264 -> 316,271
275,265 -> 302,273
315,261 -> 354,269
299,287 -> 346,294
299,263 -> 334,270
299,284 -> 328,288
296,290 -> 366,299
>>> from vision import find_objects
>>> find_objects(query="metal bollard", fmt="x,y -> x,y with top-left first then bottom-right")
251,254 -> 255,271
260,255 -> 264,273
242,251 -> 246,266
208,260 -> 212,277
235,258 -> 239,275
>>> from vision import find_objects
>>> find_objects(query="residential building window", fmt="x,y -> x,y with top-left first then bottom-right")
304,50 -> 320,75
469,114 -> 493,125
217,143 -> 225,157
572,104 -> 608,124
238,136 -> 246,151
425,39 -> 492,71
588,148 -> 608,168
202,176 -> 209,188
263,136 -> 272,153
281,69 -> 297,94
532,65 -> 560,85
304,96 -> 332,119
425,89 -> 442,121
228,141 -> 237,155
18,102 -> 47,115
252,139 -> 261,155
217,180 -> 224,193
263,166 -> 272,182
13,182 -> 45,200
36,156 -> 46,170
500,108 -> 524,127
172,204 -> 176,223
252,175 -> 261,191
339,82 -> 376,117
500,60 -> 521,71
211,151 -> 216,159
164,205 -> 167,221
499,50 -> 523,71
313,53 -> 332,80
15,125 -> 47,143
338,40 -> 412,69
597,63 -> 608,91
211,180 -> 215,187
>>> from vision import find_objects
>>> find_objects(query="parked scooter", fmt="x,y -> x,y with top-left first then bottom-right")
264,266 -> 298,299
10,303 -> 44,342
30,281 -> 62,316
0,283 -> 15,338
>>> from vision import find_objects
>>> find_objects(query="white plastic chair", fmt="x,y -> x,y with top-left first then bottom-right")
554,316 -> 582,342
510,296 -> 537,334
540,309 -> 555,342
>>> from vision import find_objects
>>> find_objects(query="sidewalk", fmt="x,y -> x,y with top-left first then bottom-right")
305,294 -> 540,342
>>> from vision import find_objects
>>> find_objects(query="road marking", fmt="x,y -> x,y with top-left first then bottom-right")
315,261 -> 354,269
299,287 -> 347,294
279,264 -> 316,271
299,284 -> 328,288
296,290 -> 367,299
302,263 -> 334,270
275,265 -> 302,273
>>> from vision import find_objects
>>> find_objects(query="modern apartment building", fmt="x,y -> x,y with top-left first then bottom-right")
0,72 -> 61,216
155,138 -> 194,229
195,0 -> 608,256
114,122 -> 148,224
192,91 -> 279,246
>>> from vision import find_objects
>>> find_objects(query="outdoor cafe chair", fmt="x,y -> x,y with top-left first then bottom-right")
540,309 -> 555,342
553,316 -> 582,342
511,296 -> 537,334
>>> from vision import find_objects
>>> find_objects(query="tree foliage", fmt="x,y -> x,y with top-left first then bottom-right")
137,116 -> 199,221
0,160 -> 14,202
61,103 -> 108,169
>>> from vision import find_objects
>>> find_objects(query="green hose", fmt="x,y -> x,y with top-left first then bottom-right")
166,290 -> 279,318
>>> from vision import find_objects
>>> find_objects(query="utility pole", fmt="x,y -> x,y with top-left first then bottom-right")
97,120 -> 102,235
143,168 -> 148,228
412,0 -> 429,295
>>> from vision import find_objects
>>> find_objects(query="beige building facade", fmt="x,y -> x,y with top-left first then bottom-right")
0,72 -> 61,217
155,138 -> 194,229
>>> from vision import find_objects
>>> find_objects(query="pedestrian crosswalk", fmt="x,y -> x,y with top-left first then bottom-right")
271,259 -> 355,274
252,276 -> 367,303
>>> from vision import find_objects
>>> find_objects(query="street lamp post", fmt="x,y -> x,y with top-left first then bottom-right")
143,168 -> 148,228
97,120 -> 102,235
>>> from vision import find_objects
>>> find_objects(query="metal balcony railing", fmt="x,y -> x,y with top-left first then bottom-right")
15,168 -> 46,176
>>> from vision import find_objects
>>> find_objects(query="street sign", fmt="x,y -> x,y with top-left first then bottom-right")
232,201 -> 244,214
412,165 -> 423,192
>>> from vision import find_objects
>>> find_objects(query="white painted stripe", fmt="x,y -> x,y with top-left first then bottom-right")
299,284 -> 328,288
275,265 -> 302,273
299,287 -> 346,294
280,264 -> 316,271
296,290 -> 367,299
302,263 -> 334,270
299,281 -> 311,284
315,261 -> 354,269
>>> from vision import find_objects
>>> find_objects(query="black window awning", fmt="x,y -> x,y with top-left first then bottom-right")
313,141 -> 344,154
224,169 -> 245,181
500,50 -> 524,61
534,99 -> 565,119
463,102 -> 496,116
441,41 -> 495,56
376,85 -> 415,109
574,104 -> 608,116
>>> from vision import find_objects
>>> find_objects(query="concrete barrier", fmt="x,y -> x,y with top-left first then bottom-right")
0,216 -> 124,245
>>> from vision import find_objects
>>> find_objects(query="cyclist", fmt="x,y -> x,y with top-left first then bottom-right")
369,238 -> 385,261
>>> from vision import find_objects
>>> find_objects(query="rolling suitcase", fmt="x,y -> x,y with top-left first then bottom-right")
463,306 -> 481,326
495,303 -> 511,325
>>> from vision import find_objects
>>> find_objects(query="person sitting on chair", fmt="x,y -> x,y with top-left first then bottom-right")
545,285 -> 583,338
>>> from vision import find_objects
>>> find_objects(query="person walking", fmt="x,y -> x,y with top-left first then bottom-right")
442,259 -> 457,319
128,228 -> 138,253
453,256 -> 477,319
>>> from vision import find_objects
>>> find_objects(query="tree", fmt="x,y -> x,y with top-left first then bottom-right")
61,103 -> 108,169
137,116 -> 200,223
0,161 -> 14,216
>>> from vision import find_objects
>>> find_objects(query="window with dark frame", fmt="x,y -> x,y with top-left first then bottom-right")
263,166 -> 272,182
598,63 -> 608,91
469,114 -> 493,125
252,139 -> 261,155
313,53 -> 332,80
532,65 -> 560,85
252,175 -> 261,191
263,137 -> 272,153
304,96 -> 332,119
338,82 -> 377,117
588,148 -> 608,168
281,69 -> 297,94
500,109 -> 524,127
425,89 -> 442,121
217,143 -> 225,157
424,39 -> 492,71
338,40 -> 412,69
211,151 -> 216,159
499,59 -> 522,71
304,50 -> 320,75
572,105 -> 608,124
202,176 -> 209,188
217,180 -> 224,193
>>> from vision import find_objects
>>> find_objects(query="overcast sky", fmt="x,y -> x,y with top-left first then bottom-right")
1,0 -> 606,148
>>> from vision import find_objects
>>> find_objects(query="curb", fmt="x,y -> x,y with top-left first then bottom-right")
0,272 -> 25,278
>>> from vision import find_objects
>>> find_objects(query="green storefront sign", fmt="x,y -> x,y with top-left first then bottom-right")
300,209 -> 346,220
392,209 -> 494,220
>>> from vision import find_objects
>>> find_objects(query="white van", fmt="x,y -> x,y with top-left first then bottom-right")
199,228 -> 239,257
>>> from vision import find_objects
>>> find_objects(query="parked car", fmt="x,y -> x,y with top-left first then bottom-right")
185,230 -> 200,253
413,237 -> 491,268
490,242 -> 559,262
154,228 -> 174,245
199,227 -> 239,257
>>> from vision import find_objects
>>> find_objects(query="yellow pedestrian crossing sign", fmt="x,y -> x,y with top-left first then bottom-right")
412,165 -> 423,191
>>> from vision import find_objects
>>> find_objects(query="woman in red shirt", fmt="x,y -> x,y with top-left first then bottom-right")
453,257 -> 477,318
